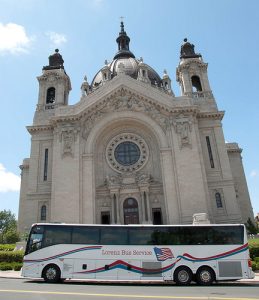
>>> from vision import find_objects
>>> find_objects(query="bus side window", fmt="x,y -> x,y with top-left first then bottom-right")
44,226 -> 72,246
72,227 -> 100,244
100,227 -> 128,245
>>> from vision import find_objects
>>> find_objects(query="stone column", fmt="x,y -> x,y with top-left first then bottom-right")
139,185 -> 151,224
144,190 -> 152,223
109,189 -> 120,224
82,154 -> 95,223
160,148 -> 180,223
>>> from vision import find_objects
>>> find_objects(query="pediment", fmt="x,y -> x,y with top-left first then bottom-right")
51,74 -> 198,140
54,74 -> 195,121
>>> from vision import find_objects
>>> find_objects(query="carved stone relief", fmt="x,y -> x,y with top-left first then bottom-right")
171,114 -> 192,148
81,91 -> 171,140
58,124 -> 80,157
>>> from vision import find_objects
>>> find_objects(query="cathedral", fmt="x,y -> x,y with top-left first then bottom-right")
18,22 -> 254,232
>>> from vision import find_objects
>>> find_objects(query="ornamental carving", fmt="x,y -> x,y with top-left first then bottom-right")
58,124 -> 80,157
81,92 -> 170,140
171,114 -> 192,148
37,72 -> 64,82
105,174 -> 122,188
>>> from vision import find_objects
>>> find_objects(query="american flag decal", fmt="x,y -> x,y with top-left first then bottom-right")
154,247 -> 174,261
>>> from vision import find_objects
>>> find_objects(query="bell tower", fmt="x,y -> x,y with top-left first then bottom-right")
176,39 -> 212,97
34,49 -> 71,123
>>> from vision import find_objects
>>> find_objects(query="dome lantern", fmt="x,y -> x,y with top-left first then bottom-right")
114,21 -> 135,59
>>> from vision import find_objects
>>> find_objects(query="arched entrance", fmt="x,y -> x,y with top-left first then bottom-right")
123,198 -> 139,224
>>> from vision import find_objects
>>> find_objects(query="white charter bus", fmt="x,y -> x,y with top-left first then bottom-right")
22,223 -> 254,285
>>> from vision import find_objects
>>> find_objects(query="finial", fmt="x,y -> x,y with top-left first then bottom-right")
139,57 -> 143,63
114,17 -> 135,59
84,75 -> 87,82
120,17 -> 125,32
163,69 -> 167,75
55,49 -> 59,53
183,38 -> 188,42
104,59 -> 108,65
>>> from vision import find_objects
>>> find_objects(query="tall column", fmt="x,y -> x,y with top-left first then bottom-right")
82,154 -> 95,223
139,186 -> 152,224
144,190 -> 152,223
160,148 -> 180,224
110,189 -> 120,224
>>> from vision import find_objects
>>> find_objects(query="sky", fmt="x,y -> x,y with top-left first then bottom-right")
0,0 -> 258,219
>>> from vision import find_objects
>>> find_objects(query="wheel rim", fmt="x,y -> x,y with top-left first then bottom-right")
46,267 -> 57,280
178,269 -> 190,283
200,270 -> 211,283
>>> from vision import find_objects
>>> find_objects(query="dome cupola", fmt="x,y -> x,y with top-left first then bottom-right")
90,22 -> 171,92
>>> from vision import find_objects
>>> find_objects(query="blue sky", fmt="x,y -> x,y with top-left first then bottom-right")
0,0 -> 258,219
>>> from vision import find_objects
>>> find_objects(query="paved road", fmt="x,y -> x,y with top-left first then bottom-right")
0,278 -> 259,300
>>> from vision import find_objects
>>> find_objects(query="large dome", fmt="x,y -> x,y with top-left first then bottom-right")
91,22 -> 162,89
91,57 -> 162,88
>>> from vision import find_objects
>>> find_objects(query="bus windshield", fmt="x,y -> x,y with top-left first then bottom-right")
27,225 -> 44,254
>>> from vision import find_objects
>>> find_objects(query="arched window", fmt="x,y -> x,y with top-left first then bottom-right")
46,87 -> 55,104
191,75 -> 202,92
40,205 -> 47,220
215,193 -> 223,208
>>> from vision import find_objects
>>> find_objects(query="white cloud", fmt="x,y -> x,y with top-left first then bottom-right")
46,31 -> 67,46
250,170 -> 258,178
0,163 -> 20,193
0,22 -> 32,54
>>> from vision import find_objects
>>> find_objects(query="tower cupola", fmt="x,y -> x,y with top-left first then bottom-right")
177,38 -> 213,99
34,49 -> 71,120
180,38 -> 201,59
43,49 -> 64,70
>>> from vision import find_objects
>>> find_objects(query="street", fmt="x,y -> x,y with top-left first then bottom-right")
0,278 -> 259,300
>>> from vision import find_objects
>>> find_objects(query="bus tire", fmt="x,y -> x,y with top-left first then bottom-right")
196,266 -> 215,286
174,266 -> 192,286
42,264 -> 61,283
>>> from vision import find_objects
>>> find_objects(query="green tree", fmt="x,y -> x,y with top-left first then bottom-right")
246,217 -> 258,234
3,229 -> 20,244
0,210 -> 18,244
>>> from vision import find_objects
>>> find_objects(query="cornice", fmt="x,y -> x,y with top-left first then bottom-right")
197,111 -> 224,120
226,143 -> 242,153
27,125 -> 54,133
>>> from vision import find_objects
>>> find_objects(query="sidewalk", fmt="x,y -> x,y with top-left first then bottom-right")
0,270 -> 258,283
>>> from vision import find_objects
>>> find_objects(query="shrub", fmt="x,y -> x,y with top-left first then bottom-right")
13,263 -> 23,271
0,251 -> 24,263
254,257 -> 259,263
249,246 -> 259,260
0,244 -> 16,251
0,262 -> 13,271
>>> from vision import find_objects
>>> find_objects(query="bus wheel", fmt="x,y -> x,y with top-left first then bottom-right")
196,267 -> 215,286
42,264 -> 61,283
174,267 -> 192,286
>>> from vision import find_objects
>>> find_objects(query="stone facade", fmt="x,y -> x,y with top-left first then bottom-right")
18,25 -> 254,233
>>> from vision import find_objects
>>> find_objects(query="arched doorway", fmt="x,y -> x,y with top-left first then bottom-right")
123,198 -> 139,224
